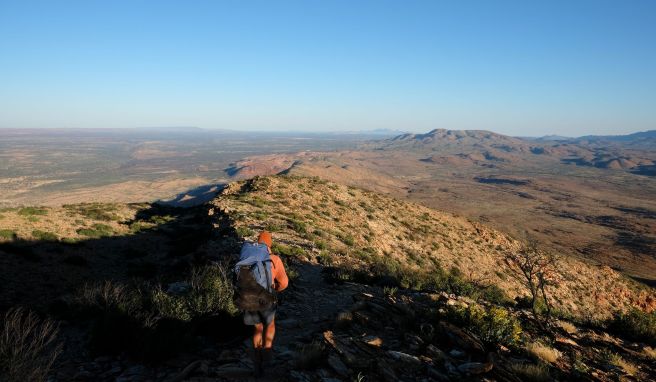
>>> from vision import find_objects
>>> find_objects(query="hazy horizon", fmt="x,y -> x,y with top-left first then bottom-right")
1,1 -> 655,136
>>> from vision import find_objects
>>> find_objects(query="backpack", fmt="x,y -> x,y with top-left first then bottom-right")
233,242 -> 276,311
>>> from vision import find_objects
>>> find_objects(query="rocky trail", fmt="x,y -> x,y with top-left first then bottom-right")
205,262 -> 370,381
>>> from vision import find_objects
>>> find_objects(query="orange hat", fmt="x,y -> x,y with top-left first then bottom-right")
258,231 -> 272,248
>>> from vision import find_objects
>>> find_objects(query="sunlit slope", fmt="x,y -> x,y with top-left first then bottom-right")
210,175 -> 654,319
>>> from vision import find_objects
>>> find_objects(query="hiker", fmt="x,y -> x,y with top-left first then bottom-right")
234,230 -> 288,376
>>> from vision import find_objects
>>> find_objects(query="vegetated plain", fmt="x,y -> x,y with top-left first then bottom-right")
0,127 -> 382,207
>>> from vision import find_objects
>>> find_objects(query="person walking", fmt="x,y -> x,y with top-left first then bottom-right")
234,230 -> 288,377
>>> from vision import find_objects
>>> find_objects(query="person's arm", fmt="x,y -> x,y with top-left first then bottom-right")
271,255 -> 289,292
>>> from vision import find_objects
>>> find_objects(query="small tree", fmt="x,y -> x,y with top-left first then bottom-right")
505,241 -> 558,320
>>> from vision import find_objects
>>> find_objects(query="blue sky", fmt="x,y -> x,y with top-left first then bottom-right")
0,0 -> 654,136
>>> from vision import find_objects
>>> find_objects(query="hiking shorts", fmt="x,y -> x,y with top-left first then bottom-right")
243,304 -> 277,326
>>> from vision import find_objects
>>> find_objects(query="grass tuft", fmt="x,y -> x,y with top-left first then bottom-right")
17,207 -> 48,216
76,223 -> 114,238
526,341 -> 561,363
508,363 -> 551,382
31,230 -> 57,241
0,229 -> 16,240
0,308 -> 62,382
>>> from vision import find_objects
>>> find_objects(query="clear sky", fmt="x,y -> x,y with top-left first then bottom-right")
0,0 -> 654,136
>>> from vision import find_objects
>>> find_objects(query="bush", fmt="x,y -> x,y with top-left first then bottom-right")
315,240 -> 328,250
75,280 -> 145,318
272,243 -> 307,259
0,308 -> 62,382
609,308 -> 656,345
0,229 -> 16,240
447,303 -> 522,346
76,264 -> 237,360
235,226 -> 254,237
17,207 -> 48,216
316,251 -> 333,266
186,265 -> 238,316
65,203 -> 119,221
31,230 -> 57,241
337,232 -> 355,246
77,223 -> 114,238
288,218 -> 307,234
128,221 -> 153,233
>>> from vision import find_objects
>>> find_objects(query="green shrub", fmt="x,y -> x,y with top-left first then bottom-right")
317,251 -> 333,266
383,286 -> 398,297
610,308 -> 656,345
77,223 -> 114,238
75,280 -> 144,317
75,264 -> 237,360
272,243 -> 308,259
65,203 -> 119,221
31,230 -> 57,241
337,232 -> 355,246
149,215 -> 174,225
235,226 -> 254,237
264,222 -> 282,232
128,221 -> 152,233
151,290 -> 192,321
288,218 -> 307,234
247,196 -> 267,208
252,211 -> 269,220
187,265 -> 238,316
315,240 -> 328,250
447,303 -> 522,346
17,207 -> 48,216
0,229 -> 16,240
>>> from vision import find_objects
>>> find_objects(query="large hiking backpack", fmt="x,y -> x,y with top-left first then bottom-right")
234,242 -> 276,311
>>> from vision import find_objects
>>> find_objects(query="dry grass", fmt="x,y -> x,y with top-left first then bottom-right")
526,341 -> 561,363
603,351 -> 639,376
556,320 -> 577,334
508,363 -> 551,382
294,341 -> 326,369
609,353 -> 639,375
643,346 -> 656,360
0,308 -> 62,382
335,311 -> 353,329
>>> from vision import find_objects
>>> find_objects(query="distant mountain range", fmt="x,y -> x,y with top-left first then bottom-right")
529,130 -> 656,147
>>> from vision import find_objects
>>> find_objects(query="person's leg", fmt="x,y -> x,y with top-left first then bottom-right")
253,323 -> 264,349
263,318 -> 276,348
261,309 -> 277,370
251,322 -> 265,376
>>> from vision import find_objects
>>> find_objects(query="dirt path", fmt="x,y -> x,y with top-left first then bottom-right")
216,262 -> 368,381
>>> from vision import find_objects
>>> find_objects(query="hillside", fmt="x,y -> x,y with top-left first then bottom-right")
212,175 -> 654,320
223,129 -> 656,284
1,175 -> 656,381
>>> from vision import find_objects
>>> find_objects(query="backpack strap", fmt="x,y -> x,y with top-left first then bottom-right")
264,259 -> 273,292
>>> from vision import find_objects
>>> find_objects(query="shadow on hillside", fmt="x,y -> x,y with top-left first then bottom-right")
630,276 -> 656,288
0,201 -> 250,362
157,183 -> 226,207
